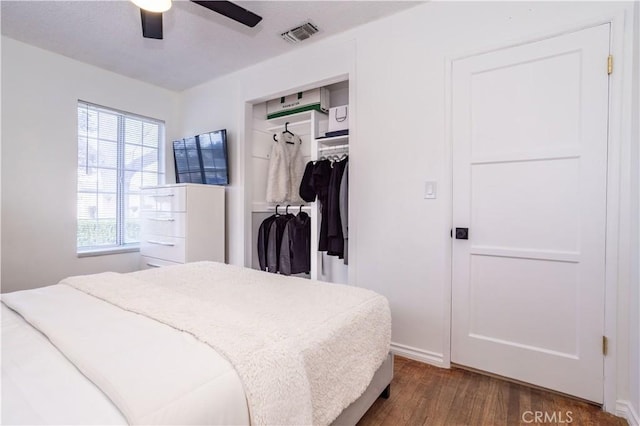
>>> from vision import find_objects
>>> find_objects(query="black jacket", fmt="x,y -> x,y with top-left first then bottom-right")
309,159 -> 332,251
266,213 -> 295,273
299,161 -> 316,202
257,214 -> 278,271
327,158 -> 348,258
279,212 -> 311,275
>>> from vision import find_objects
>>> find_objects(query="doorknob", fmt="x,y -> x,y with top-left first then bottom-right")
455,228 -> 469,240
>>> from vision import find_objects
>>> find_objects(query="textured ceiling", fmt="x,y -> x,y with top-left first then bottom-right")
1,0 -> 421,91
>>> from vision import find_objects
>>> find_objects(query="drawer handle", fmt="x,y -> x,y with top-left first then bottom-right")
147,240 -> 175,247
146,262 -> 162,268
148,217 -> 175,222
149,194 -> 175,198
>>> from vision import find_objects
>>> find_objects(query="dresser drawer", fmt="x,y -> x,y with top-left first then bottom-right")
140,234 -> 186,263
141,186 -> 186,212
140,256 -> 182,270
141,212 -> 186,238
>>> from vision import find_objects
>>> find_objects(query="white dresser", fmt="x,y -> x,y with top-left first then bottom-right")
139,183 -> 225,269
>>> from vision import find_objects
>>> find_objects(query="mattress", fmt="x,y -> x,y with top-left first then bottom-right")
1,261 -> 391,425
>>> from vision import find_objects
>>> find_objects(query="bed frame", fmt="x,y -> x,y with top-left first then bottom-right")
331,353 -> 394,425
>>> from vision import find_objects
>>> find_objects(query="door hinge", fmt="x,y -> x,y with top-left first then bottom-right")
607,55 -> 613,75
602,336 -> 608,356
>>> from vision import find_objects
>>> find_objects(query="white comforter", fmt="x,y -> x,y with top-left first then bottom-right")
1,304 -> 126,425
3,261 -> 391,425
2,285 -> 249,425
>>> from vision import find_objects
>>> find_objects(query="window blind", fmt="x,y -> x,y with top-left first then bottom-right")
77,102 -> 164,252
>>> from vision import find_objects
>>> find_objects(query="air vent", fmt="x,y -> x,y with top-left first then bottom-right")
280,22 -> 319,43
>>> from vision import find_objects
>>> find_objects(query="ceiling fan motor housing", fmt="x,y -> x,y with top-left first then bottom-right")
139,0 -> 263,40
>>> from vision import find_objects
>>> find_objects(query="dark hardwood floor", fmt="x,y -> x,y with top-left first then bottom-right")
358,356 -> 626,426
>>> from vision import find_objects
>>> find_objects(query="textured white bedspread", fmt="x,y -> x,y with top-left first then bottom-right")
63,261 -> 392,425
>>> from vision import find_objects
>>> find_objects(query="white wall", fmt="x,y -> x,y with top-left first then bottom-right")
178,0 -> 638,411
179,72 -> 244,263
1,37 -> 179,293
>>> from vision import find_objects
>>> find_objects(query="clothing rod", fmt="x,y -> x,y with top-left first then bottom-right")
318,144 -> 349,152
264,205 -> 312,210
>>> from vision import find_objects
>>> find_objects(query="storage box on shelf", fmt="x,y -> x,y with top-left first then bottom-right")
140,183 -> 225,269
266,88 -> 330,120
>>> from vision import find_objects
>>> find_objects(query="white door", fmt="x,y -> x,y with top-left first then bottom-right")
451,24 -> 610,403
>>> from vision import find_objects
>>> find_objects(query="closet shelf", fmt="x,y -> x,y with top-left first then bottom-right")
267,110 -> 325,127
318,144 -> 349,152
315,135 -> 349,145
316,135 -> 349,146
266,120 -> 311,132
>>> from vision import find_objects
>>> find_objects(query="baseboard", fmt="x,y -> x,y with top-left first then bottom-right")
616,400 -> 640,426
391,342 -> 445,367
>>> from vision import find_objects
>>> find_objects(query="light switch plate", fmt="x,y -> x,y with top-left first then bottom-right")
424,181 -> 437,199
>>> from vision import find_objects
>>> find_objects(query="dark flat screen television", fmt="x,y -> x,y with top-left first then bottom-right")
173,129 -> 229,185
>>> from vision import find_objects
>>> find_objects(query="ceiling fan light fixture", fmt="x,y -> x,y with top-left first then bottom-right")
132,0 -> 172,13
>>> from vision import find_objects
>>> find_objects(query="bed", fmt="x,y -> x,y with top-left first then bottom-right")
1,261 -> 392,425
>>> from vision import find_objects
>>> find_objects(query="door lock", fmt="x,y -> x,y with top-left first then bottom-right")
455,228 -> 469,240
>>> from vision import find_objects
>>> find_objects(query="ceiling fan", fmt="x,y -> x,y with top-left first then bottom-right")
133,0 -> 262,40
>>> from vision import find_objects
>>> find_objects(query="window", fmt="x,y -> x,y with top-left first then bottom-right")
77,102 -> 164,253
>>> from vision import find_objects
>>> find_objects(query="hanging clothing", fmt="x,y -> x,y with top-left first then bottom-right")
279,211 -> 311,276
266,139 -> 287,203
309,159 -> 332,251
339,162 -> 349,265
299,161 -> 316,202
326,157 -> 348,258
286,137 -> 305,204
257,214 -> 278,271
266,132 -> 304,203
266,213 -> 295,273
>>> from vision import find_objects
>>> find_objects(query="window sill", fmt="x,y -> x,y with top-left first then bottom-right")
77,246 -> 140,258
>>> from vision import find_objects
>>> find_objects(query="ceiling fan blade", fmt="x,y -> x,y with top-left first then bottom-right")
140,9 -> 163,39
191,1 -> 262,28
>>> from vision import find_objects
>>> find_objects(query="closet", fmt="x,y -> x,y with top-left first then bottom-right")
249,81 -> 349,284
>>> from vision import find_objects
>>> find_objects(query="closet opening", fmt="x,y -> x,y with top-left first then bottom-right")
244,78 -> 351,284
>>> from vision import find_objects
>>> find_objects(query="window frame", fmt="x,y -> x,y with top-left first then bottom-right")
76,101 -> 165,256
